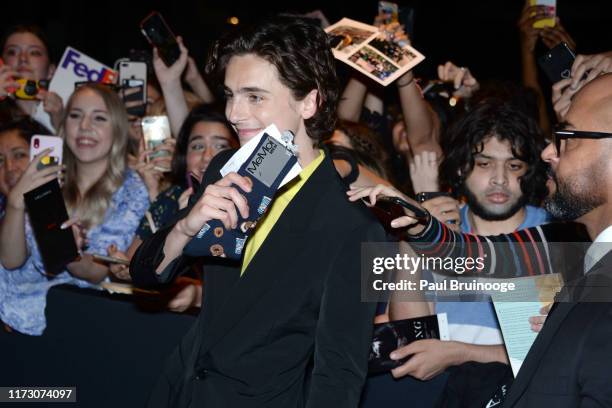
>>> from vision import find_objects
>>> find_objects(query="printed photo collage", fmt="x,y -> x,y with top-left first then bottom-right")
325,18 -> 425,86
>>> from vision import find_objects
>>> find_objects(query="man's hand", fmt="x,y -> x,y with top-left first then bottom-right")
552,51 -> 612,121
347,184 -> 425,234
551,77 -> 581,121
571,52 -> 612,89
420,196 -> 461,232
175,172 -> 252,238
390,339 -> 460,380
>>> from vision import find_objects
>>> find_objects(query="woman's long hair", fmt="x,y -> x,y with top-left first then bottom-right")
59,83 -> 129,228
169,104 -> 237,187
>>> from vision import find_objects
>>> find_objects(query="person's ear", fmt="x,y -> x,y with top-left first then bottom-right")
300,89 -> 319,120
47,64 -> 56,80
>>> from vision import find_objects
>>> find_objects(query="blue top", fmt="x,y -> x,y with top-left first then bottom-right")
435,204 -> 551,344
0,169 -> 148,335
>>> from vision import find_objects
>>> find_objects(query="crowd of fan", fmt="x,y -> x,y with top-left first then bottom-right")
1,2 -> 611,407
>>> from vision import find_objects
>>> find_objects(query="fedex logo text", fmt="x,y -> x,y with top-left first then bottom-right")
61,49 -> 116,84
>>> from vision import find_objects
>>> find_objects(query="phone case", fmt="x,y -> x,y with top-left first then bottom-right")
92,254 -> 130,266
530,0 -> 556,28
30,135 -> 63,170
119,62 -> 147,111
538,42 -> 575,83
141,116 -> 171,162
119,61 -> 147,83
416,191 -> 451,203
122,78 -> 146,117
140,11 -> 181,67
23,179 -> 79,275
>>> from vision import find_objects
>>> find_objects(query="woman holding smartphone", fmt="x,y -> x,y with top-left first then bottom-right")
0,83 -> 149,335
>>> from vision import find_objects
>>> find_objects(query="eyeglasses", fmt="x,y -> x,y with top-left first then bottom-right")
552,128 -> 612,157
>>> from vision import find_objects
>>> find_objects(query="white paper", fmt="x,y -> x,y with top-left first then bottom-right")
492,274 -> 562,376
437,312 -> 450,341
220,124 -> 302,188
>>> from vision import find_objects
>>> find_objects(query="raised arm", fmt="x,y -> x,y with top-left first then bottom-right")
397,71 -> 441,156
152,36 -> 190,137
337,78 -> 368,122
130,169 -> 251,287
347,183 -> 587,279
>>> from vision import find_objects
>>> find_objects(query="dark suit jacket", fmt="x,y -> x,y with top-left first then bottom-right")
131,150 -> 385,408
503,250 -> 612,408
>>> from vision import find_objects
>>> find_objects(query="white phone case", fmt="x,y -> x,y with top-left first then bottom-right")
30,135 -> 63,167
119,61 -> 147,84
119,61 -> 148,104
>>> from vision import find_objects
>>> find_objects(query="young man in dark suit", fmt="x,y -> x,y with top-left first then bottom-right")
130,16 -> 385,408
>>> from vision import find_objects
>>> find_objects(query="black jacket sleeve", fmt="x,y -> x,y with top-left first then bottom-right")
129,149 -> 236,288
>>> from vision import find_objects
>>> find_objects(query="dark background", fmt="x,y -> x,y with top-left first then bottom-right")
3,0 -> 611,84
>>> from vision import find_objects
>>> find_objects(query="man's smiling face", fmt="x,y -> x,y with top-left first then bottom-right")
223,54 -> 306,147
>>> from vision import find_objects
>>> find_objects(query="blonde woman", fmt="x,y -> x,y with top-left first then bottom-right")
0,83 -> 149,335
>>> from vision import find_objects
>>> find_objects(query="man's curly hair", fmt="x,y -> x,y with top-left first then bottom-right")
439,98 -> 549,206
206,15 -> 340,143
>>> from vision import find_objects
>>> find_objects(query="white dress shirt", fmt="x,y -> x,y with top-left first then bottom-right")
584,224 -> 612,273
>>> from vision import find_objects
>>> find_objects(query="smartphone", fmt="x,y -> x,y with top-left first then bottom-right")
30,135 -> 63,170
91,253 -> 130,266
119,61 -> 147,84
530,0 -> 556,28
122,78 -> 146,117
378,196 -> 429,219
368,195 -> 429,234
140,11 -> 181,67
23,179 -> 79,275
141,115 -> 171,168
119,61 -> 147,114
538,42 -> 575,83
415,191 -> 451,203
